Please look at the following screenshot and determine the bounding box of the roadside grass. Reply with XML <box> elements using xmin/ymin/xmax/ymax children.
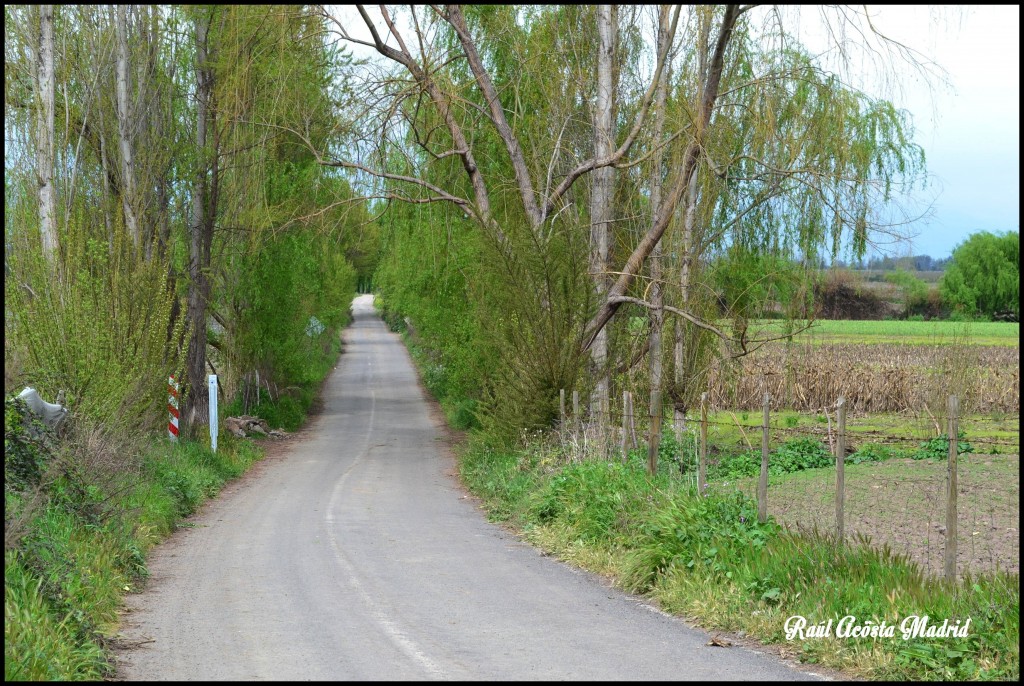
<box><xmin>5</xmin><ymin>398</ymin><xmax>263</xmax><ymax>680</ymax></box>
<box><xmin>458</xmin><ymin>436</ymin><xmax>1020</xmax><ymax>681</ymax></box>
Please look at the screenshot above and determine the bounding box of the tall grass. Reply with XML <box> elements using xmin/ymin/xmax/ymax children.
<box><xmin>4</xmin><ymin>395</ymin><xmax>263</xmax><ymax>680</ymax></box>
<box><xmin>459</xmin><ymin>435</ymin><xmax>1020</xmax><ymax>680</ymax></box>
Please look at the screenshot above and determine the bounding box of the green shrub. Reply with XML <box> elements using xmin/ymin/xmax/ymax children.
<box><xmin>709</xmin><ymin>437</ymin><xmax>833</xmax><ymax>480</ymax></box>
<box><xmin>622</xmin><ymin>489</ymin><xmax>777</xmax><ymax>593</ymax></box>
<box><xmin>913</xmin><ymin>431</ymin><xmax>973</xmax><ymax>460</ymax></box>
<box><xmin>940</xmin><ymin>231</ymin><xmax>1019</xmax><ymax>320</ymax></box>
<box><xmin>5</xmin><ymin>396</ymin><xmax>57</xmax><ymax>493</ymax></box>
<box><xmin>6</xmin><ymin>226</ymin><xmax>186</xmax><ymax>432</ymax></box>
<box><xmin>846</xmin><ymin>442</ymin><xmax>903</xmax><ymax>464</ymax></box>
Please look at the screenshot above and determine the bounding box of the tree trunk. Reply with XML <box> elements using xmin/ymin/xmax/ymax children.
<box><xmin>114</xmin><ymin>4</ymin><xmax>141</xmax><ymax>252</ymax></box>
<box><xmin>673</xmin><ymin>172</ymin><xmax>699</xmax><ymax>436</ymax></box>
<box><xmin>672</xmin><ymin>8</ymin><xmax>711</xmax><ymax>439</ymax></box>
<box><xmin>96</xmin><ymin>104</ymin><xmax>116</xmax><ymax>255</ymax></box>
<box><xmin>184</xmin><ymin>10</ymin><xmax>213</xmax><ymax>436</ymax></box>
<box><xmin>646</xmin><ymin>6</ymin><xmax>671</xmax><ymax>476</ymax></box>
<box><xmin>151</xmin><ymin>5</ymin><xmax>172</xmax><ymax>261</ymax></box>
<box><xmin>589</xmin><ymin>5</ymin><xmax>615</xmax><ymax>441</ymax></box>
<box><xmin>35</xmin><ymin>4</ymin><xmax>58</xmax><ymax>266</ymax></box>
<box><xmin>583</xmin><ymin>4</ymin><xmax>740</xmax><ymax>354</ymax></box>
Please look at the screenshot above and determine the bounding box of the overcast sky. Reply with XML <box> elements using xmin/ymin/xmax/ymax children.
<box><xmin>333</xmin><ymin>5</ymin><xmax>1019</xmax><ymax>260</ymax></box>
<box><xmin>837</xmin><ymin>5</ymin><xmax>1020</xmax><ymax>259</ymax></box>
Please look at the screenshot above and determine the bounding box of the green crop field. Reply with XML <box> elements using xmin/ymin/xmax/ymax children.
<box><xmin>747</xmin><ymin>319</ymin><xmax>1020</xmax><ymax>346</ymax></box>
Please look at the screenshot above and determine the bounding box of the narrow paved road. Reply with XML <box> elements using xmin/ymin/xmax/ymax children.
<box><xmin>115</xmin><ymin>295</ymin><xmax>819</xmax><ymax>681</ymax></box>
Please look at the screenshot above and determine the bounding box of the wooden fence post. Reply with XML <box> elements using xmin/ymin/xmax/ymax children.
<box><xmin>560</xmin><ymin>388</ymin><xmax>566</xmax><ymax>425</ymax></box>
<box><xmin>628</xmin><ymin>392</ymin><xmax>638</xmax><ymax>450</ymax></box>
<box><xmin>758</xmin><ymin>393</ymin><xmax>770</xmax><ymax>523</ymax></box>
<box><xmin>836</xmin><ymin>396</ymin><xmax>846</xmax><ymax>543</ymax></box>
<box><xmin>572</xmin><ymin>390</ymin><xmax>580</xmax><ymax>437</ymax></box>
<box><xmin>698</xmin><ymin>392</ymin><xmax>708</xmax><ymax>495</ymax></box>
<box><xmin>944</xmin><ymin>395</ymin><xmax>959</xmax><ymax>582</ymax></box>
<box><xmin>621</xmin><ymin>390</ymin><xmax>629</xmax><ymax>462</ymax></box>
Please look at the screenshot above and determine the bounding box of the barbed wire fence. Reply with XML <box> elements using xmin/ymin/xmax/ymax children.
<box><xmin>554</xmin><ymin>387</ymin><xmax>1020</xmax><ymax>581</ymax></box>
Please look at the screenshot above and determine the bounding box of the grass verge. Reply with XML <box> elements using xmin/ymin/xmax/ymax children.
<box><xmin>4</xmin><ymin>395</ymin><xmax>264</xmax><ymax>680</ymax></box>
<box><xmin>4</xmin><ymin>332</ymin><xmax>344</xmax><ymax>679</ymax></box>
<box><xmin>457</xmin><ymin>435</ymin><xmax>1019</xmax><ymax>681</ymax></box>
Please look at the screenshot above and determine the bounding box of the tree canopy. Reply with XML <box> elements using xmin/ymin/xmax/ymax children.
<box><xmin>940</xmin><ymin>231</ymin><xmax>1020</xmax><ymax>320</ymax></box>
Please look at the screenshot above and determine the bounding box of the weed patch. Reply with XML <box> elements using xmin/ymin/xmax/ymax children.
<box><xmin>3</xmin><ymin>395</ymin><xmax>264</xmax><ymax>680</ymax></box>
<box><xmin>456</xmin><ymin>434</ymin><xmax>1020</xmax><ymax>681</ymax></box>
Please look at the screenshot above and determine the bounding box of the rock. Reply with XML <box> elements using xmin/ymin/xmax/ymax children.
<box><xmin>224</xmin><ymin>417</ymin><xmax>248</xmax><ymax>436</ymax></box>
<box><xmin>225</xmin><ymin>415</ymin><xmax>273</xmax><ymax>437</ymax></box>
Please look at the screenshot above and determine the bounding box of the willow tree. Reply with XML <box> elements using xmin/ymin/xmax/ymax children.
<box><xmin>4</xmin><ymin>5</ymin><xmax>188</xmax><ymax>427</ymax></box>
<box><xmin>317</xmin><ymin>5</ymin><xmax>679</xmax><ymax>433</ymax></box>
<box><xmin>317</xmin><ymin>4</ymin><xmax>933</xmax><ymax>442</ymax></box>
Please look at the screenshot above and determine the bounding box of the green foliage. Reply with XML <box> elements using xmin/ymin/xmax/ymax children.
<box><xmin>711</xmin><ymin>246</ymin><xmax>813</xmax><ymax>323</ymax></box>
<box><xmin>913</xmin><ymin>431</ymin><xmax>973</xmax><ymax>461</ymax></box>
<box><xmin>6</xmin><ymin>224</ymin><xmax>187</xmax><ymax>432</ymax></box>
<box><xmin>5</xmin><ymin>397</ymin><xmax>57</xmax><ymax>493</ymax></box>
<box><xmin>846</xmin><ymin>442</ymin><xmax>904</xmax><ymax>464</ymax></box>
<box><xmin>230</xmin><ymin>230</ymin><xmax>354</xmax><ymax>394</ymax></box>
<box><xmin>709</xmin><ymin>437</ymin><xmax>834</xmax><ymax>480</ymax></box>
<box><xmin>940</xmin><ymin>231</ymin><xmax>1019</xmax><ymax>320</ymax></box>
<box><xmin>622</xmin><ymin>489</ymin><xmax>777</xmax><ymax>593</ymax></box>
<box><xmin>374</xmin><ymin>197</ymin><xmax>591</xmax><ymax>441</ymax></box>
<box><xmin>457</xmin><ymin>434</ymin><xmax>1019</xmax><ymax>680</ymax></box>
<box><xmin>528</xmin><ymin>460</ymin><xmax>660</xmax><ymax>543</ymax></box>
<box><xmin>5</xmin><ymin>551</ymin><xmax>107</xmax><ymax>681</ymax></box>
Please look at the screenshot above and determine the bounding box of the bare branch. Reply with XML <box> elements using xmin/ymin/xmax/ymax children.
<box><xmin>583</xmin><ymin>4</ymin><xmax>742</xmax><ymax>354</ymax></box>
<box><xmin>542</xmin><ymin>5</ymin><xmax>681</xmax><ymax>221</ymax></box>
<box><xmin>441</xmin><ymin>5</ymin><xmax>542</xmax><ymax>228</ymax></box>
<box><xmin>611</xmin><ymin>295</ymin><xmax>818</xmax><ymax>359</ymax></box>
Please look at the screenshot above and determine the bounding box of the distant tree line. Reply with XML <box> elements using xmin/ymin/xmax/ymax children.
<box><xmin>832</xmin><ymin>254</ymin><xmax>952</xmax><ymax>272</ymax></box>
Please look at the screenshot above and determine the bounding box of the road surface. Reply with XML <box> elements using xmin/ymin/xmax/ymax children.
<box><xmin>114</xmin><ymin>294</ymin><xmax>821</xmax><ymax>680</ymax></box>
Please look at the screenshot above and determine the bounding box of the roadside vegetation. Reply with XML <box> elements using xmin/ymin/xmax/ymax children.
<box><xmin>4</xmin><ymin>332</ymin><xmax>349</xmax><ymax>680</ymax></box>
<box><xmin>5</xmin><ymin>3</ymin><xmax>1019</xmax><ymax>682</ymax></box>
<box><xmin>455</xmin><ymin>433</ymin><xmax>1019</xmax><ymax>680</ymax></box>
<box><xmin>5</xmin><ymin>6</ymin><xmax>364</xmax><ymax>679</ymax></box>
<box><xmin>4</xmin><ymin>395</ymin><xmax>261</xmax><ymax>679</ymax></box>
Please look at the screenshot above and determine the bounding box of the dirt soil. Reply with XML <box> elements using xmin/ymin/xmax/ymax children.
<box><xmin>715</xmin><ymin>455</ymin><xmax>1020</xmax><ymax>579</ymax></box>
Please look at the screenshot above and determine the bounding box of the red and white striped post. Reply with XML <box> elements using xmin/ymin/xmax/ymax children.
<box><xmin>168</xmin><ymin>375</ymin><xmax>180</xmax><ymax>441</ymax></box>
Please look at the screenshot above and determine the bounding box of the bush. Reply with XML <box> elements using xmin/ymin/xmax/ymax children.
<box><xmin>6</xmin><ymin>228</ymin><xmax>186</xmax><ymax>432</ymax></box>
<box><xmin>940</xmin><ymin>231</ymin><xmax>1019</xmax><ymax>320</ymax></box>
<box><xmin>913</xmin><ymin>431</ymin><xmax>973</xmax><ymax>460</ymax></box>
<box><xmin>709</xmin><ymin>437</ymin><xmax>834</xmax><ymax>480</ymax></box>
<box><xmin>813</xmin><ymin>269</ymin><xmax>893</xmax><ymax>320</ymax></box>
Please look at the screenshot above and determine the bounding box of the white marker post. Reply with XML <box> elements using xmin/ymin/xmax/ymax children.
<box><xmin>208</xmin><ymin>374</ymin><xmax>219</xmax><ymax>453</ymax></box>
